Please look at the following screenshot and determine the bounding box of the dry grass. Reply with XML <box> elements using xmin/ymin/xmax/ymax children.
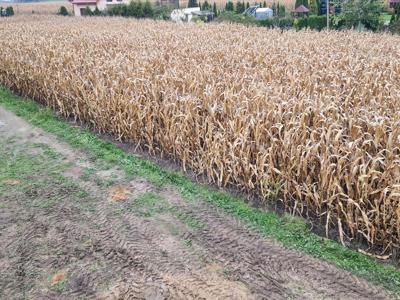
<box><xmin>0</xmin><ymin>16</ymin><xmax>399</xmax><ymax>254</ymax></box>
<box><xmin>8</xmin><ymin>1</ymin><xmax>72</xmax><ymax>15</ymax></box>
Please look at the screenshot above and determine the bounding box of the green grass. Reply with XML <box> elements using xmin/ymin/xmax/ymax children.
<box><xmin>129</xmin><ymin>192</ymin><xmax>205</xmax><ymax>229</ymax></box>
<box><xmin>0</xmin><ymin>135</ymin><xmax>93</xmax><ymax>212</ymax></box>
<box><xmin>1</xmin><ymin>87</ymin><xmax>399</xmax><ymax>295</ymax></box>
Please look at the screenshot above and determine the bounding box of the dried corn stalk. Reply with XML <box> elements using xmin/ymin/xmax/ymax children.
<box><xmin>0</xmin><ymin>16</ymin><xmax>399</xmax><ymax>253</ymax></box>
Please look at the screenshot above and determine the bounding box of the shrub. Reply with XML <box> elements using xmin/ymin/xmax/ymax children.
<box><xmin>84</xmin><ymin>6</ymin><xmax>93</xmax><ymax>16</ymax></box>
<box><xmin>277</xmin><ymin>17</ymin><xmax>294</xmax><ymax>28</ymax></box>
<box><xmin>258</xmin><ymin>16</ymin><xmax>294</xmax><ymax>28</ymax></box>
<box><xmin>1</xmin><ymin>6</ymin><xmax>15</xmax><ymax>17</ymax></box>
<box><xmin>216</xmin><ymin>11</ymin><xmax>257</xmax><ymax>24</ymax></box>
<box><xmin>201</xmin><ymin>0</ymin><xmax>211</xmax><ymax>10</ymax></box>
<box><xmin>6</xmin><ymin>6</ymin><xmax>14</xmax><ymax>16</ymax></box>
<box><xmin>107</xmin><ymin>0</ymin><xmax>156</xmax><ymax>18</ymax></box>
<box><xmin>143</xmin><ymin>0</ymin><xmax>153</xmax><ymax>17</ymax></box>
<box><xmin>213</xmin><ymin>2</ymin><xmax>218</xmax><ymax>16</ymax></box>
<box><xmin>153</xmin><ymin>5</ymin><xmax>173</xmax><ymax>20</ymax></box>
<box><xmin>225</xmin><ymin>1</ymin><xmax>234</xmax><ymax>11</ymax></box>
<box><xmin>277</xmin><ymin>3</ymin><xmax>285</xmax><ymax>17</ymax></box>
<box><xmin>336</xmin><ymin>0</ymin><xmax>383</xmax><ymax>32</ymax></box>
<box><xmin>57</xmin><ymin>6</ymin><xmax>69</xmax><ymax>16</ymax></box>
<box><xmin>294</xmin><ymin>15</ymin><xmax>327</xmax><ymax>31</ymax></box>
<box><xmin>306</xmin><ymin>15</ymin><xmax>326</xmax><ymax>30</ymax></box>
<box><xmin>93</xmin><ymin>7</ymin><xmax>102</xmax><ymax>16</ymax></box>
<box><xmin>235</xmin><ymin>1</ymin><xmax>245</xmax><ymax>13</ymax></box>
<box><xmin>187</xmin><ymin>0</ymin><xmax>198</xmax><ymax>8</ymax></box>
<box><xmin>389</xmin><ymin>19</ymin><xmax>400</xmax><ymax>34</ymax></box>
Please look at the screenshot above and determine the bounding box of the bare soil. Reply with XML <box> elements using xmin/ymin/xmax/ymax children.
<box><xmin>0</xmin><ymin>107</ymin><xmax>392</xmax><ymax>299</ymax></box>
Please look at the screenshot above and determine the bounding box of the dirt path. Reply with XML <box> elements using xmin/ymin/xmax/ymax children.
<box><xmin>0</xmin><ymin>106</ymin><xmax>392</xmax><ymax>300</ymax></box>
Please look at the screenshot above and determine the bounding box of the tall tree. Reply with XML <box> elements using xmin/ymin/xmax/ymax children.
<box><xmin>143</xmin><ymin>0</ymin><xmax>153</xmax><ymax>17</ymax></box>
<box><xmin>309</xmin><ymin>0</ymin><xmax>317</xmax><ymax>14</ymax></box>
<box><xmin>225</xmin><ymin>1</ymin><xmax>234</xmax><ymax>11</ymax></box>
<box><xmin>202</xmin><ymin>0</ymin><xmax>210</xmax><ymax>10</ymax></box>
<box><xmin>272</xmin><ymin>1</ymin><xmax>277</xmax><ymax>15</ymax></box>
<box><xmin>188</xmin><ymin>0</ymin><xmax>198</xmax><ymax>8</ymax></box>
<box><xmin>296</xmin><ymin>0</ymin><xmax>309</xmax><ymax>8</ymax></box>
<box><xmin>236</xmin><ymin>1</ymin><xmax>245</xmax><ymax>13</ymax></box>
<box><xmin>337</xmin><ymin>0</ymin><xmax>383</xmax><ymax>31</ymax></box>
<box><xmin>278</xmin><ymin>3</ymin><xmax>285</xmax><ymax>16</ymax></box>
<box><xmin>213</xmin><ymin>2</ymin><xmax>218</xmax><ymax>15</ymax></box>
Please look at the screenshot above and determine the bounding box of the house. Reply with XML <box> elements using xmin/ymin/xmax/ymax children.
<box><xmin>170</xmin><ymin>7</ymin><xmax>200</xmax><ymax>22</ymax></box>
<box><xmin>68</xmin><ymin>0</ymin><xmax>128</xmax><ymax>16</ymax></box>
<box><xmin>69</xmin><ymin>0</ymin><xmax>177</xmax><ymax>16</ymax></box>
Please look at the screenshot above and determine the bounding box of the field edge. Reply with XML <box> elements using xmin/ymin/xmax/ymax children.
<box><xmin>0</xmin><ymin>86</ymin><xmax>399</xmax><ymax>296</ymax></box>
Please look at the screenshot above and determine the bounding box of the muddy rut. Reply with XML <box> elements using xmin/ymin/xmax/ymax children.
<box><xmin>0</xmin><ymin>106</ymin><xmax>392</xmax><ymax>299</ymax></box>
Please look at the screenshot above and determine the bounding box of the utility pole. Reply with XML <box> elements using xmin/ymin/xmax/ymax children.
<box><xmin>326</xmin><ymin>0</ymin><xmax>329</xmax><ymax>30</ymax></box>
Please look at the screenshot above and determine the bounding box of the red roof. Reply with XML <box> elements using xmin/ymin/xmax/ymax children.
<box><xmin>294</xmin><ymin>5</ymin><xmax>310</xmax><ymax>13</ymax></box>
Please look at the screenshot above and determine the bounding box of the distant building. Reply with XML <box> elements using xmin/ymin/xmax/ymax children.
<box><xmin>170</xmin><ymin>7</ymin><xmax>200</xmax><ymax>22</ymax></box>
<box><xmin>68</xmin><ymin>0</ymin><xmax>127</xmax><ymax>16</ymax></box>
<box><xmin>69</xmin><ymin>0</ymin><xmax>178</xmax><ymax>17</ymax></box>
<box><xmin>244</xmin><ymin>5</ymin><xmax>273</xmax><ymax>20</ymax></box>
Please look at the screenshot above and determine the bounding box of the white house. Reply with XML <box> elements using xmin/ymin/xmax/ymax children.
<box><xmin>170</xmin><ymin>7</ymin><xmax>200</xmax><ymax>22</ymax></box>
<box><xmin>244</xmin><ymin>5</ymin><xmax>273</xmax><ymax>20</ymax></box>
<box><xmin>68</xmin><ymin>0</ymin><xmax>128</xmax><ymax>16</ymax></box>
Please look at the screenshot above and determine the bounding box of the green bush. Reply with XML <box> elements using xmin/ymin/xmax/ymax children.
<box><xmin>258</xmin><ymin>17</ymin><xmax>294</xmax><ymax>28</ymax></box>
<box><xmin>306</xmin><ymin>15</ymin><xmax>326</xmax><ymax>30</ymax></box>
<box><xmin>213</xmin><ymin>2</ymin><xmax>218</xmax><ymax>16</ymax></box>
<box><xmin>215</xmin><ymin>11</ymin><xmax>257</xmax><ymax>25</ymax></box>
<box><xmin>235</xmin><ymin>1</ymin><xmax>245</xmax><ymax>13</ymax></box>
<box><xmin>107</xmin><ymin>0</ymin><xmax>169</xmax><ymax>19</ymax></box>
<box><xmin>153</xmin><ymin>5</ymin><xmax>174</xmax><ymax>20</ymax></box>
<box><xmin>83</xmin><ymin>6</ymin><xmax>93</xmax><ymax>16</ymax></box>
<box><xmin>258</xmin><ymin>18</ymin><xmax>274</xmax><ymax>27</ymax></box>
<box><xmin>277</xmin><ymin>17</ymin><xmax>293</xmax><ymax>28</ymax></box>
<box><xmin>57</xmin><ymin>6</ymin><xmax>69</xmax><ymax>16</ymax></box>
<box><xmin>225</xmin><ymin>1</ymin><xmax>234</xmax><ymax>11</ymax></box>
<box><xmin>389</xmin><ymin>19</ymin><xmax>400</xmax><ymax>34</ymax></box>
<box><xmin>187</xmin><ymin>0</ymin><xmax>198</xmax><ymax>8</ymax></box>
<box><xmin>1</xmin><ymin>6</ymin><xmax>14</xmax><ymax>17</ymax></box>
<box><xmin>293</xmin><ymin>16</ymin><xmax>328</xmax><ymax>31</ymax></box>
<box><xmin>335</xmin><ymin>0</ymin><xmax>383</xmax><ymax>32</ymax></box>
<box><xmin>93</xmin><ymin>7</ymin><xmax>102</xmax><ymax>16</ymax></box>
<box><xmin>201</xmin><ymin>0</ymin><xmax>211</xmax><ymax>10</ymax></box>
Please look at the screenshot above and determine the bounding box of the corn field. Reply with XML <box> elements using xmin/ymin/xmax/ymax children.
<box><xmin>9</xmin><ymin>1</ymin><xmax>72</xmax><ymax>15</ymax></box>
<box><xmin>1</xmin><ymin>16</ymin><xmax>400</xmax><ymax>255</ymax></box>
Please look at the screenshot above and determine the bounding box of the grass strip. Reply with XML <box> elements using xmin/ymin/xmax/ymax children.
<box><xmin>1</xmin><ymin>87</ymin><xmax>399</xmax><ymax>295</ymax></box>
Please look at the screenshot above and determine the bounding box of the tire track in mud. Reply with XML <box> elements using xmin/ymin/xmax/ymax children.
<box><xmin>68</xmin><ymin>178</ymin><xmax>256</xmax><ymax>299</ymax></box>
<box><xmin>0</xmin><ymin>106</ymin><xmax>394</xmax><ymax>299</ymax></box>
<box><xmin>159</xmin><ymin>187</ymin><xmax>391</xmax><ymax>300</ymax></box>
